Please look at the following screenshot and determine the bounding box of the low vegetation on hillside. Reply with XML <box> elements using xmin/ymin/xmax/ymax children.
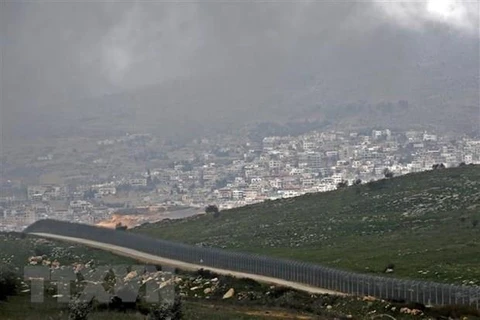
<box><xmin>135</xmin><ymin>165</ymin><xmax>480</xmax><ymax>285</ymax></box>
<box><xmin>4</xmin><ymin>233</ymin><xmax>479</xmax><ymax>319</ymax></box>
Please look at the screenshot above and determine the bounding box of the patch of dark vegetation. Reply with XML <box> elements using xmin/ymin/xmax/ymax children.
<box><xmin>0</xmin><ymin>264</ymin><xmax>19</xmax><ymax>301</ymax></box>
<box><xmin>427</xmin><ymin>304</ymin><xmax>480</xmax><ymax>318</ymax></box>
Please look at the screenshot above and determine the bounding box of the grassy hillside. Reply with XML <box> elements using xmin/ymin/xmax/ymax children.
<box><xmin>2</xmin><ymin>233</ymin><xmax>417</xmax><ymax>320</ymax></box>
<box><xmin>0</xmin><ymin>233</ymin><xmax>326</xmax><ymax>320</ymax></box>
<box><xmin>135</xmin><ymin>165</ymin><xmax>480</xmax><ymax>285</ymax></box>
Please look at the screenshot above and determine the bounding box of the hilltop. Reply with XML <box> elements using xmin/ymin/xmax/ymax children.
<box><xmin>135</xmin><ymin>165</ymin><xmax>480</xmax><ymax>284</ymax></box>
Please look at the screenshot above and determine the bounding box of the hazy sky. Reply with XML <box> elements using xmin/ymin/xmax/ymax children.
<box><xmin>1</xmin><ymin>0</ymin><xmax>479</xmax><ymax>142</ymax></box>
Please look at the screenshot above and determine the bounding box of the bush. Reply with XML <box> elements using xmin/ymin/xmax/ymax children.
<box><xmin>195</xmin><ymin>268</ymin><xmax>218</xmax><ymax>279</ymax></box>
<box><xmin>68</xmin><ymin>295</ymin><xmax>93</xmax><ymax>320</ymax></box>
<box><xmin>205</xmin><ymin>205</ymin><xmax>219</xmax><ymax>215</ymax></box>
<box><xmin>336</xmin><ymin>180</ymin><xmax>348</xmax><ymax>189</ymax></box>
<box><xmin>146</xmin><ymin>296</ymin><xmax>182</xmax><ymax>320</ymax></box>
<box><xmin>33</xmin><ymin>244</ymin><xmax>51</xmax><ymax>257</ymax></box>
<box><xmin>383</xmin><ymin>168</ymin><xmax>394</xmax><ymax>178</ymax></box>
<box><xmin>429</xmin><ymin>304</ymin><xmax>480</xmax><ymax>318</ymax></box>
<box><xmin>432</xmin><ymin>163</ymin><xmax>446</xmax><ymax>170</ymax></box>
<box><xmin>0</xmin><ymin>265</ymin><xmax>18</xmax><ymax>300</ymax></box>
<box><xmin>115</xmin><ymin>223</ymin><xmax>128</xmax><ymax>231</ymax></box>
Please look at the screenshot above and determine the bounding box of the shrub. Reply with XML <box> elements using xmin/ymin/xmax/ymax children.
<box><xmin>429</xmin><ymin>304</ymin><xmax>480</xmax><ymax>318</ymax></box>
<box><xmin>432</xmin><ymin>163</ymin><xmax>446</xmax><ymax>170</ymax></box>
<box><xmin>205</xmin><ymin>205</ymin><xmax>219</xmax><ymax>215</ymax></box>
<box><xmin>68</xmin><ymin>295</ymin><xmax>93</xmax><ymax>320</ymax></box>
<box><xmin>146</xmin><ymin>296</ymin><xmax>182</xmax><ymax>320</ymax></box>
<box><xmin>33</xmin><ymin>244</ymin><xmax>51</xmax><ymax>257</ymax></box>
<box><xmin>195</xmin><ymin>268</ymin><xmax>218</xmax><ymax>279</ymax></box>
<box><xmin>115</xmin><ymin>223</ymin><xmax>128</xmax><ymax>231</ymax></box>
<box><xmin>383</xmin><ymin>168</ymin><xmax>394</xmax><ymax>178</ymax></box>
<box><xmin>0</xmin><ymin>265</ymin><xmax>18</xmax><ymax>301</ymax></box>
<box><xmin>336</xmin><ymin>180</ymin><xmax>349</xmax><ymax>189</ymax></box>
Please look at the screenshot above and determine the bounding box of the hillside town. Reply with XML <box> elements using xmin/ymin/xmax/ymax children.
<box><xmin>1</xmin><ymin>128</ymin><xmax>480</xmax><ymax>232</ymax></box>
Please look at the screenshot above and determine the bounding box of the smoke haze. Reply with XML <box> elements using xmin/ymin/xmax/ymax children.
<box><xmin>1</xmin><ymin>1</ymin><xmax>479</xmax><ymax>144</ymax></box>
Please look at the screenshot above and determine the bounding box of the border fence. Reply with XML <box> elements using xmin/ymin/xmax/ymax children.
<box><xmin>24</xmin><ymin>219</ymin><xmax>480</xmax><ymax>308</ymax></box>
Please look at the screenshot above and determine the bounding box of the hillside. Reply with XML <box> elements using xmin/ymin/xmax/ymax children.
<box><xmin>0</xmin><ymin>233</ymin><xmax>322</xmax><ymax>319</ymax></box>
<box><xmin>3</xmin><ymin>232</ymin><xmax>435</xmax><ymax>320</ymax></box>
<box><xmin>135</xmin><ymin>165</ymin><xmax>480</xmax><ymax>285</ymax></box>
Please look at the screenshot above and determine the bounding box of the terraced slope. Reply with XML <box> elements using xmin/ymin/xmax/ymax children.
<box><xmin>135</xmin><ymin>165</ymin><xmax>480</xmax><ymax>285</ymax></box>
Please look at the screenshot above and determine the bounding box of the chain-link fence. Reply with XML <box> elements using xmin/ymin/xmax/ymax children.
<box><xmin>24</xmin><ymin>219</ymin><xmax>480</xmax><ymax>309</ymax></box>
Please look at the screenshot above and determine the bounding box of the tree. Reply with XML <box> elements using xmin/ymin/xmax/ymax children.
<box><xmin>336</xmin><ymin>180</ymin><xmax>348</xmax><ymax>189</ymax></box>
<box><xmin>384</xmin><ymin>263</ymin><xmax>395</xmax><ymax>273</ymax></box>
<box><xmin>472</xmin><ymin>219</ymin><xmax>479</xmax><ymax>228</ymax></box>
<box><xmin>205</xmin><ymin>205</ymin><xmax>220</xmax><ymax>218</ymax></box>
<box><xmin>353</xmin><ymin>178</ymin><xmax>362</xmax><ymax>186</ymax></box>
<box><xmin>383</xmin><ymin>168</ymin><xmax>394</xmax><ymax>178</ymax></box>
<box><xmin>146</xmin><ymin>296</ymin><xmax>183</xmax><ymax>320</ymax></box>
<box><xmin>432</xmin><ymin>163</ymin><xmax>446</xmax><ymax>170</ymax></box>
<box><xmin>115</xmin><ymin>223</ymin><xmax>128</xmax><ymax>231</ymax></box>
<box><xmin>205</xmin><ymin>205</ymin><xmax>218</xmax><ymax>214</ymax></box>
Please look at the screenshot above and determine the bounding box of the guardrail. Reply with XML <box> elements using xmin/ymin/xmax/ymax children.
<box><xmin>24</xmin><ymin>219</ymin><xmax>480</xmax><ymax>308</ymax></box>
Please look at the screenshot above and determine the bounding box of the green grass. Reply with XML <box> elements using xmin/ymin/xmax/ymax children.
<box><xmin>134</xmin><ymin>165</ymin><xmax>480</xmax><ymax>285</ymax></box>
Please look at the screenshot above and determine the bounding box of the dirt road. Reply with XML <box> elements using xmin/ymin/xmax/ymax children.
<box><xmin>31</xmin><ymin>232</ymin><xmax>343</xmax><ymax>296</ymax></box>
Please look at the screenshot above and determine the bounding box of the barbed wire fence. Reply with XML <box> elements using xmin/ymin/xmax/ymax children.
<box><xmin>24</xmin><ymin>220</ymin><xmax>480</xmax><ymax>309</ymax></box>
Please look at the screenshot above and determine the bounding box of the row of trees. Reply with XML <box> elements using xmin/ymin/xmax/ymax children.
<box><xmin>338</xmin><ymin>168</ymin><xmax>396</xmax><ymax>189</ymax></box>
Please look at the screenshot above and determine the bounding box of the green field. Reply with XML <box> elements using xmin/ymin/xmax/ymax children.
<box><xmin>135</xmin><ymin>165</ymin><xmax>480</xmax><ymax>285</ymax></box>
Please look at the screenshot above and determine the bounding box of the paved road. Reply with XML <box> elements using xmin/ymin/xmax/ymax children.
<box><xmin>30</xmin><ymin>232</ymin><xmax>343</xmax><ymax>296</ymax></box>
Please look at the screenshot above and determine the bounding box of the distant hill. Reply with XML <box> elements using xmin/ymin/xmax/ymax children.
<box><xmin>135</xmin><ymin>165</ymin><xmax>480</xmax><ymax>284</ymax></box>
<box><xmin>4</xmin><ymin>26</ymin><xmax>479</xmax><ymax>144</ymax></box>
